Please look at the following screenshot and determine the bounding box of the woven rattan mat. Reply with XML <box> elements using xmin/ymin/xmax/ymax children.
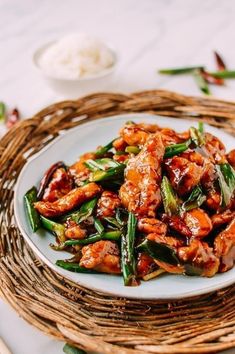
<box><xmin>1</xmin><ymin>90</ymin><xmax>235</xmax><ymax>354</ymax></box>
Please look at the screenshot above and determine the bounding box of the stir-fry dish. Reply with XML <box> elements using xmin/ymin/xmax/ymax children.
<box><xmin>24</xmin><ymin>121</ymin><xmax>235</xmax><ymax>286</ymax></box>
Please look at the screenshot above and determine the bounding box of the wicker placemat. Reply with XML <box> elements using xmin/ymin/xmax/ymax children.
<box><xmin>1</xmin><ymin>90</ymin><xmax>235</xmax><ymax>354</ymax></box>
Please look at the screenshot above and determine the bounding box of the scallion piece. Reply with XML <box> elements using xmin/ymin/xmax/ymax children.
<box><xmin>56</xmin><ymin>260</ymin><xmax>98</xmax><ymax>274</ymax></box>
<box><xmin>158</xmin><ymin>66</ymin><xmax>204</xmax><ymax>75</ymax></box>
<box><xmin>161</xmin><ymin>176</ymin><xmax>179</xmax><ymax>216</ymax></box>
<box><xmin>121</xmin><ymin>212</ymin><xmax>138</xmax><ymax>286</ymax></box>
<box><xmin>64</xmin><ymin>230</ymin><xmax>122</xmax><ymax>246</ymax></box>
<box><xmin>181</xmin><ymin>186</ymin><xmax>206</xmax><ymax>212</ymax></box>
<box><xmin>207</xmin><ymin>70</ymin><xmax>235</xmax><ymax>79</ymax></box>
<box><xmin>190</xmin><ymin>126</ymin><xmax>205</xmax><ymax>147</ymax></box>
<box><xmin>63</xmin><ymin>343</ymin><xmax>87</xmax><ymax>354</ymax></box>
<box><xmin>62</xmin><ymin>197</ymin><xmax>98</xmax><ymax>224</ymax></box>
<box><xmin>89</xmin><ymin>164</ymin><xmax>125</xmax><ymax>182</ymax></box>
<box><xmin>94</xmin><ymin>218</ymin><xmax>104</xmax><ymax>234</ymax></box>
<box><xmin>95</xmin><ymin>140</ymin><xmax>115</xmax><ymax>157</ymax></box>
<box><xmin>24</xmin><ymin>187</ymin><xmax>41</xmax><ymax>232</ymax></box>
<box><xmin>84</xmin><ymin>158</ymin><xmax>121</xmax><ymax>171</ymax></box>
<box><xmin>164</xmin><ymin>140</ymin><xmax>191</xmax><ymax>158</ymax></box>
<box><xmin>216</xmin><ymin>163</ymin><xmax>235</xmax><ymax>207</ymax></box>
<box><xmin>193</xmin><ymin>69</ymin><xmax>210</xmax><ymax>95</ymax></box>
<box><xmin>0</xmin><ymin>102</ymin><xmax>6</xmax><ymax>122</ymax></box>
<box><xmin>41</xmin><ymin>215</ymin><xmax>66</xmax><ymax>243</ymax></box>
<box><xmin>137</xmin><ymin>239</ymin><xmax>180</xmax><ymax>266</ymax></box>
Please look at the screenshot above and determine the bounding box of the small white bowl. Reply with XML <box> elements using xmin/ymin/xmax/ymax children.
<box><xmin>33</xmin><ymin>41</ymin><xmax>118</xmax><ymax>96</ymax></box>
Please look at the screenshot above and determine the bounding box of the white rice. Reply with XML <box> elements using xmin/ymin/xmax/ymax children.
<box><xmin>38</xmin><ymin>33</ymin><xmax>114</xmax><ymax>79</ymax></box>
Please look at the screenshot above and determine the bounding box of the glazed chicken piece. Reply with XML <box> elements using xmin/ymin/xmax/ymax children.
<box><xmin>212</xmin><ymin>210</ymin><xmax>235</xmax><ymax>228</ymax></box>
<box><xmin>137</xmin><ymin>253</ymin><xmax>156</xmax><ymax>278</ymax></box>
<box><xmin>120</xmin><ymin>122</ymin><xmax>159</xmax><ymax>146</ymax></box>
<box><xmin>34</xmin><ymin>182</ymin><xmax>101</xmax><ymax>217</ymax></box>
<box><xmin>214</xmin><ymin>219</ymin><xmax>235</xmax><ymax>272</ymax></box>
<box><xmin>138</xmin><ymin>218</ymin><xmax>167</xmax><ymax>236</ymax></box>
<box><xmin>205</xmin><ymin>189</ymin><xmax>221</xmax><ymax>211</ymax></box>
<box><xmin>226</xmin><ymin>149</ymin><xmax>235</xmax><ymax>169</ymax></box>
<box><xmin>119</xmin><ymin>133</ymin><xmax>165</xmax><ymax>217</ymax></box>
<box><xmin>79</xmin><ymin>240</ymin><xmax>121</xmax><ymax>274</ymax></box>
<box><xmin>113</xmin><ymin>137</ymin><xmax>127</xmax><ymax>151</ymax></box>
<box><xmin>42</xmin><ymin>167</ymin><xmax>73</xmax><ymax>202</ymax></box>
<box><xmin>113</xmin><ymin>153</ymin><xmax>129</xmax><ymax>164</ymax></box>
<box><xmin>147</xmin><ymin>233</ymin><xmax>183</xmax><ymax>247</ymax></box>
<box><xmin>204</xmin><ymin>132</ymin><xmax>226</xmax><ymax>164</ymax></box>
<box><xmin>178</xmin><ymin>239</ymin><xmax>219</xmax><ymax>277</ymax></box>
<box><xmin>69</xmin><ymin>152</ymin><xmax>96</xmax><ymax>186</ymax></box>
<box><xmin>183</xmin><ymin>208</ymin><xmax>212</xmax><ymax>238</ymax></box>
<box><xmin>162</xmin><ymin>208</ymin><xmax>212</xmax><ymax>239</ymax></box>
<box><xmin>96</xmin><ymin>191</ymin><xmax>121</xmax><ymax>218</ymax></box>
<box><xmin>164</xmin><ymin>155</ymin><xmax>203</xmax><ymax>196</ymax></box>
<box><xmin>162</xmin><ymin>214</ymin><xmax>192</xmax><ymax>238</ymax></box>
<box><xmin>64</xmin><ymin>219</ymin><xmax>87</xmax><ymax>239</ymax></box>
<box><xmin>160</xmin><ymin>128</ymin><xmax>189</xmax><ymax>146</ymax></box>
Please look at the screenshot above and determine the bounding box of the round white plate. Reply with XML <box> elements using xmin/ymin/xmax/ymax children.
<box><xmin>14</xmin><ymin>113</ymin><xmax>235</xmax><ymax>299</ymax></box>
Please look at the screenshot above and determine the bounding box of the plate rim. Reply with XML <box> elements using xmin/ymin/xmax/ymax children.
<box><xmin>14</xmin><ymin>113</ymin><xmax>235</xmax><ymax>299</ymax></box>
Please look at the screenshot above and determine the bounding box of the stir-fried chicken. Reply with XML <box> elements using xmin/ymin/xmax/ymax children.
<box><xmin>79</xmin><ymin>240</ymin><xmax>121</xmax><ymax>274</ymax></box>
<box><xmin>137</xmin><ymin>253</ymin><xmax>156</xmax><ymax>278</ymax></box>
<box><xmin>28</xmin><ymin>120</ymin><xmax>235</xmax><ymax>286</ymax></box>
<box><xmin>212</xmin><ymin>210</ymin><xmax>235</xmax><ymax>228</ymax></box>
<box><xmin>42</xmin><ymin>167</ymin><xmax>73</xmax><ymax>202</ymax></box>
<box><xmin>214</xmin><ymin>219</ymin><xmax>235</xmax><ymax>272</ymax></box>
<box><xmin>226</xmin><ymin>149</ymin><xmax>235</xmax><ymax>169</ymax></box>
<box><xmin>164</xmin><ymin>156</ymin><xmax>203</xmax><ymax>196</ymax></box>
<box><xmin>183</xmin><ymin>208</ymin><xmax>212</xmax><ymax>238</ymax></box>
<box><xmin>138</xmin><ymin>218</ymin><xmax>167</xmax><ymax>235</ymax></box>
<box><xmin>178</xmin><ymin>239</ymin><xmax>219</xmax><ymax>277</ymax></box>
<box><xmin>34</xmin><ymin>182</ymin><xmax>101</xmax><ymax>217</ymax></box>
<box><xmin>204</xmin><ymin>132</ymin><xmax>226</xmax><ymax>163</ymax></box>
<box><xmin>64</xmin><ymin>219</ymin><xmax>87</xmax><ymax>239</ymax></box>
<box><xmin>120</xmin><ymin>133</ymin><xmax>164</xmax><ymax>217</ymax></box>
<box><xmin>69</xmin><ymin>152</ymin><xmax>96</xmax><ymax>186</ymax></box>
<box><xmin>96</xmin><ymin>191</ymin><xmax>121</xmax><ymax>218</ymax></box>
<box><xmin>162</xmin><ymin>208</ymin><xmax>212</xmax><ymax>239</ymax></box>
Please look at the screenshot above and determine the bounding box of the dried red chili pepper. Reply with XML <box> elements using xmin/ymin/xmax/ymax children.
<box><xmin>6</xmin><ymin>108</ymin><xmax>20</xmax><ymax>128</ymax></box>
<box><xmin>214</xmin><ymin>51</ymin><xmax>227</xmax><ymax>71</ymax></box>
<box><xmin>201</xmin><ymin>69</ymin><xmax>224</xmax><ymax>86</ymax></box>
<box><xmin>37</xmin><ymin>161</ymin><xmax>67</xmax><ymax>200</ymax></box>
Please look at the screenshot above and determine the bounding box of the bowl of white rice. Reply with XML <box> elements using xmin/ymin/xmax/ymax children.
<box><xmin>33</xmin><ymin>33</ymin><xmax>117</xmax><ymax>95</ymax></box>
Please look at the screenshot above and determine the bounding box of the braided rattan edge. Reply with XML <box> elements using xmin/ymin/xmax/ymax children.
<box><xmin>1</xmin><ymin>90</ymin><xmax>235</xmax><ymax>354</ymax></box>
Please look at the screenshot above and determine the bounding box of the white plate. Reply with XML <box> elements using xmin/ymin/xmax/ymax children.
<box><xmin>14</xmin><ymin>113</ymin><xmax>235</xmax><ymax>299</ymax></box>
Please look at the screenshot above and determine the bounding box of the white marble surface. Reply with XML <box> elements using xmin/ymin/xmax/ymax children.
<box><xmin>1</xmin><ymin>0</ymin><xmax>235</xmax><ymax>353</ymax></box>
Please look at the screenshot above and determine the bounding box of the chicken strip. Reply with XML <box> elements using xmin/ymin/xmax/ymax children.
<box><xmin>214</xmin><ymin>219</ymin><xmax>235</xmax><ymax>272</ymax></box>
<box><xmin>119</xmin><ymin>133</ymin><xmax>164</xmax><ymax>217</ymax></box>
<box><xmin>79</xmin><ymin>240</ymin><xmax>121</xmax><ymax>274</ymax></box>
<box><xmin>34</xmin><ymin>182</ymin><xmax>101</xmax><ymax>217</ymax></box>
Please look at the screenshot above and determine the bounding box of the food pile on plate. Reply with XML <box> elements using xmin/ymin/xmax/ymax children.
<box><xmin>24</xmin><ymin>121</ymin><xmax>235</xmax><ymax>286</ymax></box>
